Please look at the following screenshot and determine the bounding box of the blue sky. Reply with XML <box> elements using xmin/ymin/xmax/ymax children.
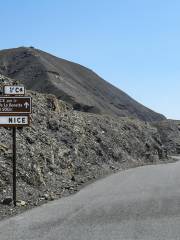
<box><xmin>0</xmin><ymin>0</ymin><xmax>180</xmax><ymax>119</ymax></box>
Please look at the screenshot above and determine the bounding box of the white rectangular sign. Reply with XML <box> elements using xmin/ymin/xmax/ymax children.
<box><xmin>0</xmin><ymin>116</ymin><xmax>29</xmax><ymax>126</ymax></box>
<box><xmin>3</xmin><ymin>86</ymin><xmax>25</xmax><ymax>95</ymax></box>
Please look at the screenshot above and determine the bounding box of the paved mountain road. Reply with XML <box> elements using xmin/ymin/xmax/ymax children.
<box><xmin>1</xmin><ymin>157</ymin><xmax>180</xmax><ymax>240</ymax></box>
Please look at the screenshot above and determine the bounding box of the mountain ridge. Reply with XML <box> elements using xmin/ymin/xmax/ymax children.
<box><xmin>0</xmin><ymin>47</ymin><xmax>165</xmax><ymax>121</ymax></box>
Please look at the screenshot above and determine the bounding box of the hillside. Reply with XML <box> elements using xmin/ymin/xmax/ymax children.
<box><xmin>0</xmin><ymin>94</ymin><xmax>168</xmax><ymax>219</ymax></box>
<box><xmin>153</xmin><ymin>120</ymin><xmax>180</xmax><ymax>154</ymax></box>
<box><xmin>0</xmin><ymin>74</ymin><xmax>171</xmax><ymax>219</ymax></box>
<box><xmin>0</xmin><ymin>47</ymin><xmax>165</xmax><ymax>122</ymax></box>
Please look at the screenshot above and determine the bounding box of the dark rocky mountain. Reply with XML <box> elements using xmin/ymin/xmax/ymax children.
<box><xmin>0</xmin><ymin>47</ymin><xmax>165</xmax><ymax>122</ymax></box>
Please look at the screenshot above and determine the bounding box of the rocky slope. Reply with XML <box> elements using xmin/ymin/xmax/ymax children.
<box><xmin>0</xmin><ymin>47</ymin><xmax>165</xmax><ymax>121</ymax></box>
<box><xmin>0</xmin><ymin>74</ymin><xmax>171</xmax><ymax>219</ymax></box>
<box><xmin>153</xmin><ymin>120</ymin><xmax>180</xmax><ymax>154</ymax></box>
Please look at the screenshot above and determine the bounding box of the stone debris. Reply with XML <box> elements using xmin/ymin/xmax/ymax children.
<box><xmin>0</xmin><ymin>74</ymin><xmax>179</xmax><ymax>220</ymax></box>
<box><xmin>2</xmin><ymin>197</ymin><xmax>13</xmax><ymax>205</ymax></box>
<box><xmin>16</xmin><ymin>200</ymin><xmax>26</xmax><ymax>207</ymax></box>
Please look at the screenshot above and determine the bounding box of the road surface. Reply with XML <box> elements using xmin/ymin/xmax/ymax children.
<box><xmin>1</xmin><ymin>157</ymin><xmax>180</xmax><ymax>240</ymax></box>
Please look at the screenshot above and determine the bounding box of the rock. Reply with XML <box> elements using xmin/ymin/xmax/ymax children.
<box><xmin>16</xmin><ymin>200</ymin><xmax>26</xmax><ymax>207</ymax></box>
<box><xmin>43</xmin><ymin>194</ymin><xmax>49</xmax><ymax>200</ymax></box>
<box><xmin>42</xmin><ymin>193</ymin><xmax>55</xmax><ymax>201</ymax></box>
<box><xmin>2</xmin><ymin>197</ymin><xmax>13</xmax><ymax>205</ymax></box>
<box><xmin>39</xmin><ymin>197</ymin><xmax>45</xmax><ymax>201</ymax></box>
<box><xmin>110</xmin><ymin>165</ymin><xmax>116</xmax><ymax>170</ymax></box>
<box><xmin>27</xmin><ymin>191</ymin><xmax>33</xmax><ymax>196</ymax></box>
<box><xmin>0</xmin><ymin>144</ymin><xmax>8</xmax><ymax>152</ymax></box>
<box><xmin>71</xmin><ymin>176</ymin><xmax>76</xmax><ymax>181</ymax></box>
<box><xmin>49</xmin><ymin>194</ymin><xmax>55</xmax><ymax>201</ymax></box>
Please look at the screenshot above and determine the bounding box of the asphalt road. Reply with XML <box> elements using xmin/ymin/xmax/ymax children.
<box><xmin>1</xmin><ymin>158</ymin><xmax>180</xmax><ymax>240</ymax></box>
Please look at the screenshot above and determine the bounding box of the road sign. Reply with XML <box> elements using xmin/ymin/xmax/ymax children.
<box><xmin>0</xmin><ymin>97</ymin><xmax>32</xmax><ymax>114</ymax></box>
<box><xmin>3</xmin><ymin>85</ymin><xmax>25</xmax><ymax>95</ymax></box>
<box><xmin>0</xmin><ymin>115</ymin><xmax>29</xmax><ymax>127</ymax></box>
<box><xmin>0</xmin><ymin>85</ymin><xmax>31</xmax><ymax>206</ymax></box>
<box><xmin>0</xmin><ymin>84</ymin><xmax>32</xmax><ymax>207</ymax></box>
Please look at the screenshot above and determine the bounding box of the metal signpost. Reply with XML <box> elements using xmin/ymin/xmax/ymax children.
<box><xmin>0</xmin><ymin>85</ymin><xmax>31</xmax><ymax>206</ymax></box>
<box><xmin>0</xmin><ymin>97</ymin><xmax>32</xmax><ymax>114</ymax></box>
<box><xmin>13</xmin><ymin>127</ymin><xmax>16</xmax><ymax>207</ymax></box>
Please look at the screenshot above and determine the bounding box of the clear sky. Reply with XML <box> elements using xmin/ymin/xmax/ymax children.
<box><xmin>0</xmin><ymin>0</ymin><xmax>180</xmax><ymax>119</ymax></box>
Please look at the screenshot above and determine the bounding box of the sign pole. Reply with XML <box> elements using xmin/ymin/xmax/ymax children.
<box><xmin>0</xmin><ymin>84</ymin><xmax>31</xmax><ymax>207</ymax></box>
<box><xmin>12</xmin><ymin>127</ymin><xmax>17</xmax><ymax>207</ymax></box>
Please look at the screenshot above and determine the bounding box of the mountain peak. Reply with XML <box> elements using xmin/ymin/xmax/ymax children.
<box><xmin>0</xmin><ymin>47</ymin><xmax>165</xmax><ymax>121</ymax></box>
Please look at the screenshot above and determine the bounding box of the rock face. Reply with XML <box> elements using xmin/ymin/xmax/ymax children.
<box><xmin>0</xmin><ymin>89</ymin><xmax>166</xmax><ymax>192</ymax></box>
<box><xmin>0</xmin><ymin>47</ymin><xmax>165</xmax><ymax>122</ymax></box>
<box><xmin>153</xmin><ymin>120</ymin><xmax>180</xmax><ymax>154</ymax></box>
<box><xmin>0</xmin><ymin>75</ymin><xmax>169</xmax><ymax>218</ymax></box>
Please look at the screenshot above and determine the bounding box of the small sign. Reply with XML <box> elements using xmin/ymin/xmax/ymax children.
<box><xmin>0</xmin><ymin>97</ymin><xmax>32</xmax><ymax>114</ymax></box>
<box><xmin>0</xmin><ymin>84</ymin><xmax>31</xmax><ymax>206</ymax></box>
<box><xmin>3</xmin><ymin>86</ymin><xmax>25</xmax><ymax>95</ymax></box>
<box><xmin>0</xmin><ymin>115</ymin><xmax>29</xmax><ymax>126</ymax></box>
